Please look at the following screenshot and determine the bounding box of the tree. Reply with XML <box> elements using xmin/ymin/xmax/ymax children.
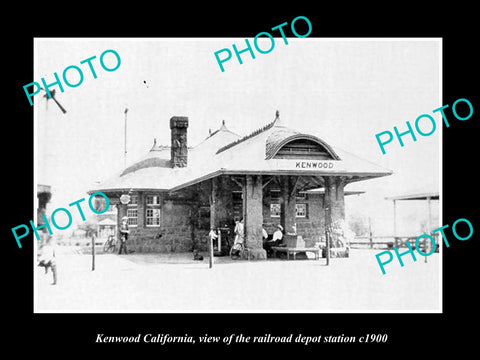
<box><xmin>77</xmin><ymin>217</ymin><xmax>98</xmax><ymax>238</ymax></box>
<box><xmin>347</xmin><ymin>213</ymin><xmax>369</xmax><ymax>236</ymax></box>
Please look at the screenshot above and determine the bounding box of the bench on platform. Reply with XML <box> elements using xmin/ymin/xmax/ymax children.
<box><xmin>271</xmin><ymin>246</ymin><xmax>320</xmax><ymax>260</ymax></box>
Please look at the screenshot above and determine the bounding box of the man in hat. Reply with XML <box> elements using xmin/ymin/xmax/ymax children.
<box><xmin>118</xmin><ymin>216</ymin><xmax>130</xmax><ymax>254</ymax></box>
<box><xmin>264</xmin><ymin>224</ymin><xmax>284</xmax><ymax>257</ymax></box>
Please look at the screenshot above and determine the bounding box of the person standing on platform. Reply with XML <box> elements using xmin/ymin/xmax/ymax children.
<box><xmin>209</xmin><ymin>227</ymin><xmax>219</xmax><ymax>243</ymax></box>
<box><xmin>38</xmin><ymin>232</ymin><xmax>57</xmax><ymax>285</ymax></box>
<box><xmin>231</xmin><ymin>218</ymin><xmax>244</xmax><ymax>259</ymax></box>
<box><xmin>208</xmin><ymin>226</ymin><xmax>219</xmax><ymax>255</ymax></box>
<box><xmin>118</xmin><ymin>216</ymin><xmax>130</xmax><ymax>254</ymax></box>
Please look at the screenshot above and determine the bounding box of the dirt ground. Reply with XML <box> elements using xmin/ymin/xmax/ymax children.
<box><xmin>35</xmin><ymin>248</ymin><xmax>441</xmax><ymax>313</ymax></box>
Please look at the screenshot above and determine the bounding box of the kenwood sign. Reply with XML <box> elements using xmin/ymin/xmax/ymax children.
<box><xmin>294</xmin><ymin>161</ymin><xmax>334</xmax><ymax>169</ymax></box>
<box><xmin>269</xmin><ymin>159</ymin><xmax>340</xmax><ymax>171</ymax></box>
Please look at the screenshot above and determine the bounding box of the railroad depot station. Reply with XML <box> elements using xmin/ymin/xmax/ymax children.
<box><xmin>88</xmin><ymin>112</ymin><xmax>392</xmax><ymax>260</ymax></box>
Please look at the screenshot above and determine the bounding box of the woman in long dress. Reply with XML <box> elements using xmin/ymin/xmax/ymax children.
<box><xmin>231</xmin><ymin>218</ymin><xmax>244</xmax><ymax>259</ymax></box>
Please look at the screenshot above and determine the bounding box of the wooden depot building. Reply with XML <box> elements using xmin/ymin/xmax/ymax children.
<box><xmin>88</xmin><ymin>111</ymin><xmax>392</xmax><ymax>260</ymax></box>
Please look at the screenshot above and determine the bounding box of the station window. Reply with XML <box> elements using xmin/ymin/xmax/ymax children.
<box><xmin>296</xmin><ymin>203</ymin><xmax>307</xmax><ymax>218</ymax></box>
<box><xmin>126</xmin><ymin>208</ymin><xmax>138</xmax><ymax>226</ymax></box>
<box><xmin>146</xmin><ymin>195</ymin><xmax>161</xmax><ymax>226</ymax></box>
<box><xmin>128</xmin><ymin>195</ymin><xmax>138</xmax><ymax>206</ymax></box>
<box><xmin>275</xmin><ymin>139</ymin><xmax>332</xmax><ymax>160</ymax></box>
<box><xmin>270</xmin><ymin>190</ymin><xmax>281</xmax><ymax>201</ymax></box>
<box><xmin>126</xmin><ymin>195</ymin><xmax>138</xmax><ymax>226</ymax></box>
<box><xmin>269</xmin><ymin>189</ymin><xmax>281</xmax><ymax>218</ymax></box>
<box><xmin>146</xmin><ymin>208</ymin><xmax>161</xmax><ymax>226</ymax></box>
<box><xmin>270</xmin><ymin>203</ymin><xmax>281</xmax><ymax>218</ymax></box>
<box><xmin>146</xmin><ymin>195</ymin><xmax>160</xmax><ymax>205</ymax></box>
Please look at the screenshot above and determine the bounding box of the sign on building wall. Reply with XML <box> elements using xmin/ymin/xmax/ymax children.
<box><xmin>271</xmin><ymin>159</ymin><xmax>339</xmax><ymax>171</ymax></box>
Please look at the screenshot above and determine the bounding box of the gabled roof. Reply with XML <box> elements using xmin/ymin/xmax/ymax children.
<box><xmin>190</xmin><ymin>120</ymin><xmax>241</xmax><ymax>161</ymax></box>
<box><xmin>204</xmin><ymin>120</ymin><xmax>240</xmax><ymax>140</ymax></box>
<box><xmin>90</xmin><ymin>120</ymin><xmax>240</xmax><ymax>193</ymax></box>
<box><xmin>217</xmin><ymin>112</ymin><xmax>340</xmax><ymax>160</ymax></box>
<box><xmin>217</xmin><ymin>118</ymin><xmax>276</xmax><ymax>154</ymax></box>
<box><xmin>98</xmin><ymin>218</ymin><xmax>117</xmax><ymax>226</ymax></box>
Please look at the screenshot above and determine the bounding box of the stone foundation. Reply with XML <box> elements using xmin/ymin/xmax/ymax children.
<box><xmin>109</xmin><ymin>174</ymin><xmax>348</xmax><ymax>255</ymax></box>
<box><xmin>322</xmin><ymin>246</ymin><xmax>350</xmax><ymax>258</ymax></box>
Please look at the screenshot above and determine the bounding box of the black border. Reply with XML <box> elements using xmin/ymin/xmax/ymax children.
<box><xmin>4</xmin><ymin>5</ymin><xmax>479</xmax><ymax>355</ymax></box>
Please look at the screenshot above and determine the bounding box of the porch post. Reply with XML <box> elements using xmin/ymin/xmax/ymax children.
<box><xmin>244</xmin><ymin>175</ymin><xmax>267</xmax><ymax>260</ymax></box>
<box><xmin>425</xmin><ymin>196</ymin><xmax>432</xmax><ymax>263</ymax></box>
<box><xmin>393</xmin><ymin>199</ymin><xmax>398</xmax><ymax>247</ymax></box>
<box><xmin>280</xmin><ymin>176</ymin><xmax>296</xmax><ymax>235</ymax></box>
<box><xmin>210</xmin><ymin>176</ymin><xmax>234</xmax><ymax>229</ymax></box>
<box><xmin>324</xmin><ymin>177</ymin><xmax>332</xmax><ymax>265</ymax></box>
<box><xmin>324</xmin><ymin>176</ymin><xmax>347</xmax><ymax>261</ymax></box>
<box><xmin>210</xmin><ymin>177</ymin><xmax>218</xmax><ymax>229</ymax></box>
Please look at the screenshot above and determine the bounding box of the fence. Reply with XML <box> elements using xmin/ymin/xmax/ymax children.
<box><xmin>350</xmin><ymin>234</ymin><xmax>440</xmax><ymax>252</ymax></box>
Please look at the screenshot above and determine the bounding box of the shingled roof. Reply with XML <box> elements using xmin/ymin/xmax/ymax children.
<box><xmin>265</xmin><ymin>126</ymin><xmax>340</xmax><ymax>160</ymax></box>
<box><xmin>216</xmin><ymin>118</ymin><xmax>277</xmax><ymax>155</ymax></box>
<box><xmin>216</xmin><ymin>111</ymin><xmax>340</xmax><ymax>161</ymax></box>
<box><xmin>89</xmin><ymin>112</ymin><xmax>392</xmax><ymax>195</ymax></box>
<box><xmin>121</xmin><ymin>140</ymin><xmax>172</xmax><ymax>176</ymax></box>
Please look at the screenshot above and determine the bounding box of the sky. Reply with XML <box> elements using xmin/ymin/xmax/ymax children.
<box><xmin>34</xmin><ymin>38</ymin><xmax>441</xmax><ymax>235</ymax></box>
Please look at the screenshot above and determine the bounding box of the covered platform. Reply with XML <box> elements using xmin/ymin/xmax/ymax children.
<box><xmin>89</xmin><ymin>111</ymin><xmax>392</xmax><ymax>264</ymax></box>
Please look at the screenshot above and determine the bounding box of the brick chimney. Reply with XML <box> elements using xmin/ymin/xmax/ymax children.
<box><xmin>170</xmin><ymin>116</ymin><xmax>189</xmax><ymax>168</ymax></box>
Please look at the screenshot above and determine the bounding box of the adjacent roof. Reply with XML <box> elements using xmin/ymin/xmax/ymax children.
<box><xmin>384</xmin><ymin>182</ymin><xmax>440</xmax><ymax>201</ymax></box>
<box><xmin>385</xmin><ymin>191</ymin><xmax>439</xmax><ymax>201</ymax></box>
<box><xmin>121</xmin><ymin>140</ymin><xmax>171</xmax><ymax>176</ymax></box>
<box><xmin>308</xmin><ymin>188</ymin><xmax>365</xmax><ymax>196</ymax></box>
<box><xmin>38</xmin><ymin>184</ymin><xmax>52</xmax><ymax>193</ymax></box>
<box><xmin>89</xmin><ymin>113</ymin><xmax>392</xmax><ymax>194</ymax></box>
<box><xmin>98</xmin><ymin>218</ymin><xmax>117</xmax><ymax>226</ymax></box>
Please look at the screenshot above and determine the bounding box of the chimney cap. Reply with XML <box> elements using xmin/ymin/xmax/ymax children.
<box><xmin>170</xmin><ymin>116</ymin><xmax>189</xmax><ymax>129</ymax></box>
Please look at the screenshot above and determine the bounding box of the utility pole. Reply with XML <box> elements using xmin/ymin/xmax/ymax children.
<box><xmin>369</xmin><ymin>217</ymin><xmax>373</xmax><ymax>249</ymax></box>
<box><xmin>91</xmin><ymin>234</ymin><xmax>95</xmax><ymax>271</ymax></box>
<box><xmin>324</xmin><ymin>178</ymin><xmax>332</xmax><ymax>266</ymax></box>
<box><xmin>426</xmin><ymin>196</ymin><xmax>432</xmax><ymax>263</ymax></box>
<box><xmin>124</xmin><ymin>108</ymin><xmax>128</xmax><ymax>168</ymax></box>
<box><xmin>209</xmin><ymin>234</ymin><xmax>214</xmax><ymax>269</ymax></box>
<box><xmin>325</xmin><ymin>206</ymin><xmax>331</xmax><ymax>266</ymax></box>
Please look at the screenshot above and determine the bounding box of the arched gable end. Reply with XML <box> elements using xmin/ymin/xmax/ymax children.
<box><xmin>267</xmin><ymin>135</ymin><xmax>340</xmax><ymax>160</ymax></box>
<box><xmin>121</xmin><ymin>157</ymin><xmax>171</xmax><ymax>176</ymax></box>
